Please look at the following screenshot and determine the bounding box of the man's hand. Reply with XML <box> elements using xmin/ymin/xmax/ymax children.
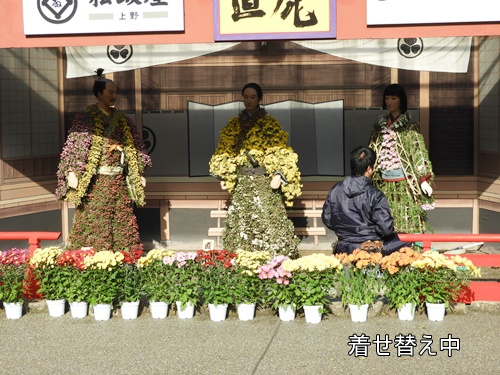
<box><xmin>220</xmin><ymin>181</ymin><xmax>228</xmax><ymax>190</ymax></box>
<box><xmin>67</xmin><ymin>171</ymin><xmax>78</xmax><ymax>189</ymax></box>
<box><xmin>270</xmin><ymin>174</ymin><xmax>282</xmax><ymax>189</ymax></box>
<box><xmin>421</xmin><ymin>181</ymin><xmax>433</xmax><ymax>196</ymax></box>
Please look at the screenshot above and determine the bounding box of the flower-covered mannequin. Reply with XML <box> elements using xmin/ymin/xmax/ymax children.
<box><xmin>56</xmin><ymin>68</ymin><xmax>152</xmax><ymax>251</ymax></box>
<box><xmin>368</xmin><ymin>84</ymin><xmax>434</xmax><ymax>234</ymax></box>
<box><xmin>209</xmin><ymin>83</ymin><xmax>301</xmax><ymax>258</ymax></box>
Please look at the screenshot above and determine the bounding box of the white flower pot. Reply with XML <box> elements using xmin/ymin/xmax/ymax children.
<box><xmin>349</xmin><ymin>304</ymin><xmax>369</xmax><ymax>322</ymax></box>
<box><xmin>150</xmin><ymin>301</ymin><xmax>169</xmax><ymax>319</ymax></box>
<box><xmin>176</xmin><ymin>301</ymin><xmax>195</xmax><ymax>319</ymax></box>
<box><xmin>278</xmin><ymin>304</ymin><xmax>296</xmax><ymax>322</ymax></box>
<box><xmin>69</xmin><ymin>301</ymin><xmax>88</xmax><ymax>319</ymax></box>
<box><xmin>397</xmin><ymin>302</ymin><xmax>416</xmax><ymax>321</ymax></box>
<box><xmin>46</xmin><ymin>299</ymin><xmax>66</xmax><ymax>317</ymax></box>
<box><xmin>208</xmin><ymin>303</ymin><xmax>228</xmax><ymax>322</ymax></box>
<box><xmin>237</xmin><ymin>303</ymin><xmax>256</xmax><ymax>321</ymax></box>
<box><xmin>4</xmin><ymin>301</ymin><xmax>23</xmax><ymax>320</ymax></box>
<box><xmin>426</xmin><ymin>302</ymin><xmax>446</xmax><ymax>321</ymax></box>
<box><xmin>303</xmin><ymin>305</ymin><xmax>323</xmax><ymax>324</ymax></box>
<box><xmin>121</xmin><ymin>301</ymin><xmax>140</xmax><ymax>320</ymax></box>
<box><xmin>93</xmin><ymin>303</ymin><xmax>112</xmax><ymax>321</ymax></box>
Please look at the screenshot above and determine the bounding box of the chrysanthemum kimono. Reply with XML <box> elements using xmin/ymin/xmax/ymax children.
<box><xmin>209</xmin><ymin>108</ymin><xmax>302</xmax><ymax>258</ymax></box>
<box><xmin>56</xmin><ymin>105</ymin><xmax>151</xmax><ymax>251</ymax></box>
<box><xmin>368</xmin><ymin>111</ymin><xmax>435</xmax><ymax>234</ymax></box>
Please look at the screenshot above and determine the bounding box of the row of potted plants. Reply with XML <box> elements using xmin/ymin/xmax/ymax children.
<box><xmin>0</xmin><ymin>246</ymin><xmax>480</xmax><ymax>322</ymax></box>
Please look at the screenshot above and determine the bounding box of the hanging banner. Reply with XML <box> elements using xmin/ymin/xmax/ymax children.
<box><xmin>294</xmin><ymin>37</ymin><xmax>472</xmax><ymax>73</ymax></box>
<box><xmin>66</xmin><ymin>37</ymin><xmax>472</xmax><ymax>78</ymax></box>
<box><xmin>23</xmin><ymin>0</ymin><xmax>184</xmax><ymax>35</ymax></box>
<box><xmin>214</xmin><ymin>0</ymin><xmax>336</xmax><ymax>41</ymax></box>
<box><xmin>367</xmin><ymin>0</ymin><xmax>500</xmax><ymax>25</ymax></box>
<box><xmin>65</xmin><ymin>42</ymin><xmax>239</xmax><ymax>78</ymax></box>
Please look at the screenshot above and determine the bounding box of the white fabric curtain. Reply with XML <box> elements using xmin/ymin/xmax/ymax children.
<box><xmin>66</xmin><ymin>37</ymin><xmax>472</xmax><ymax>78</ymax></box>
<box><xmin>65</xmin><ymin>42</ymin><xmax>240</xmax><ymax>78</ymax></box>
<box><xmin>293</xmin><ymin>37</ymin><xmax>472</xmax><ymax>73</ymax></box>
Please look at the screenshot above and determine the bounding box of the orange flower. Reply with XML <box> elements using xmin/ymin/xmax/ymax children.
<box><xmin>380</xmin><ymin>247</ymin><xmax>423</xmax><ymax>274</ymax></box>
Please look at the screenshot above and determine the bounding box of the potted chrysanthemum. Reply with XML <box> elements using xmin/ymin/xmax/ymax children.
<box><xmin>197</xmin><ymin>249</ymin><xmax>238</xmax><ymax>322</ymax></box>
<box><xmin>30</xmin><ymin>246</ymin><xmax>68</xmax><ymax>317</ymax></box>
<box><xmin>162</xmin><ymin>251</ymin><xmax>202</xmax><ymax>319</ymax></box>
<box><xmin>233</xmin><ymin>249</ymin><xmax>271</xmax><ymax>321</ymax></box>
<box><xmin>335</xmin><ymin>249</ymin><xmax>383</xmax><ymax>322</ymax></box>
<box><xmin>117</xmin><ymin>249</ymin><xmax>144</xmax><ymax>320</ymax></box>
<box><xmin>282</xmin><ymin>253</ymin><xmax>343</xmax><ymax>323</ymax></box>
<box><xmin>0</xmin><ymin>248</ymin><xmax>30</xmax><ymax>319</ymax></box>
<box><xmin>56</xmin><ymin>247</ymin><xmax>96</xmax><ymax>318</ymax></box>
<box><xmin>379</xmin><ymin>247</ymin><xmax>424</xmax><ymax>320</ymax></box>
<box><xmin>137</xmin><ymin>248</ymin><xmax>177</xmax><ymax>319</ymax></box>
<box><xmin>84</xmin><ymin>250</ymin><xmax>125</xmax><ymax>321</ymax></box>
<box><xmin>411</xmin><ymin>251</ymin><xmax>481</xmax><ymax>321</ymax></box>
<box><xmin>258</xmin><ymin>254</ymin><xmax>297</xmax><ymax>321</ymax></box>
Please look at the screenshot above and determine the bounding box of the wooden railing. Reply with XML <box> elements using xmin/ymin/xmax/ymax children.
<box><xmin>0</xmin><ymin>231</ymin><xmax>61</xmax><ymax>255</ymax></box>
<box><xmin>208</xmin><ymin>208</ymin><xmax>326</xmax><ymax>246</ymax></box>
<box><xmin>398</xmin><ymin>233</ymin><xmax>500</xmax><ymax>252</ymax></box>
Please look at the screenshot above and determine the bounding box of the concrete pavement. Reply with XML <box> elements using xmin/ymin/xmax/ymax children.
<box><xmin>0</xmin><ymin>301</ymin><xmax>499</xmax><ymax>375</ymax></box>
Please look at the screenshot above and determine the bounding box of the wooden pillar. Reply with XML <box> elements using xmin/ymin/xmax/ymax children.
<box><xmin>419</xmin><ymin>71</ymin><xmax>430</xmax><ymax>149</ymax></box>
<box><xmin>390</xmin><ymin>68</ymin><xmax>398</xmax><ymax>84</ymax></box>
<box><xmin>58</xmin><ymin>47</ymin><xmax>68</xmax><ymax>244</ymax></box>
<box><xmin>472</xmin><ymin>36</ymin><xmax>480</xmax><ymax>177</ymax></box>
<box><xmin>472</xmin><ymin>199</ymin><xmax>479</xmax><ymax>234</ymax></box>
<box><xmin>160</xmin><ymin>200</ymin><xmax>170</xmax><ymax>241</ymax></box>
<box><xmin>472</xmin><ymin>37</ymin><xmax>480</xmax><ymax>234</ymax></box>
<box><xmin>61</xmin><ymin>201</ymin><xmax>69</xmax><ymax>244</ymax></box>
<box><xmin>134</xmin><ymin>69</ymin><xmax>143</xmax><ymax>134</ymax></box>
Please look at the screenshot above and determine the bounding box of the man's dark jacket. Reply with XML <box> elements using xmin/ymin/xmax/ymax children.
<box><xmin>321</xmin><ymin>175</ymin><xmax>394</xmax><ymax>253</ymax></box>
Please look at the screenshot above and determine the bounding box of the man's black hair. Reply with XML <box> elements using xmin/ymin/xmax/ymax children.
<box><xmin>92</xmin><ymin>68</ymin><xmax>115</xmax><ymax>98</ymax></box>
<box><xmin>350</xmin><ymin>146</ymin><xmax>376</xmax><ymax>176</ymax></box>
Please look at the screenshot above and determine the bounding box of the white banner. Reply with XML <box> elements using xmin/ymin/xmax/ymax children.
<box><xmin>65</xmin><ymin>43</ymin><xmax>240</xmax><ymax>78</ymax></box>
<box><xmin>293</xmin><ymin>37</ymin><xmax>472</xmax><ymax>73</ymax></box>
<box><xmin>367</xmin><ymin>0</ymin><xmax>500</xmax><ymax>25</ymax></box>
<box><xmin>23</xmin><ymin>0</ymin><xmax>184</xmax><ymax>35</ymax></box>
<box><xmin>66</xmin><ymin>37</ymin><xmax>472</xmax><ymax>78</ymax></box>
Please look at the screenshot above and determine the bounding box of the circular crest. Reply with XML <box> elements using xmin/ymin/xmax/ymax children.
<box><xmin>397</xmin><ymin>38</ymin><xmax>424</xmax><ymax>59</ymax></box>
<box><xmin>142</xmin><ymin>126</ymin><xmax>156</xmax><ymax>155</ymax></box>
<box><xmin>107</xmin><ymin>45</ymin><xmax>133</xmax><ymax>65</ymax></box>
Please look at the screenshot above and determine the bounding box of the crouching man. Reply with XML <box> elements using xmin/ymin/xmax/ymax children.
<box><xmin>322</xmin><ymin>146</ymin><xmax>412</xmax><ymax>255</ymax></box>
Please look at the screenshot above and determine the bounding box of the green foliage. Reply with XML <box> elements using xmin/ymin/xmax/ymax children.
<box><xmin>118</xmin><ymin>264</ymin><xmax>142</xmax><ymax>302</ymax></box>
<box><xmin>232</xmin><ymin>271</ymin><xmax>267</xmax><ymax>305</ymax></box>
<box><xmin>172</xmin><ymin>270</ymin><xmax>201</xmax><ymax>309</ymax></box>
<box><xmin>262</xmin><ymin>278</ymin><xmax>298</xmax><ymax>310</ymax></box>
<box><xmin>337</xmin><ymin>266</ymin><xmax>381</xmax><ymax>308</ymax></box>
<box><xmin>170</xmin><ymin>263</ymin><xmax>202</xmax><ymax>309</ymax></box>
<box><xmin>293</xmin><ymin>271</ymin><xmax>335</xmax><ymax>308</ymax></box>
<box><xmin>200</xmin><ymin>265</ymin><xmax>235</xmax><ymax>306</ymax></box>
<box><xmin>86</xmin><ymin>267</ymin><xmax>121</xmax><ymax>305</ymax></box>
<box><xmin>62</xmin><ymin>267</ymin><xmax>91</xmax><ymax>303</ymax></box>
<box><xmin>33</xmin><ymin>265</ymin><xmax>72</xmax><ymax>301</ymax></box>
<box><xmin>0</xmin><ymin>264</ymin><xmax>27</xmax><ymax>303</ymax></box>
<box><xmin>383</xmin><ymin>268</ymin><xmax>422</xmax><ymax>309</ymax></box>
<box><xmin>416</xmin><ymin>268</ymin><xmax>464</xmax><ymax>308</ymax></box>
<box><xmin>139</xmin><ymin>261</ymin><xmax>174</xmax><ymax>303</ymax></box>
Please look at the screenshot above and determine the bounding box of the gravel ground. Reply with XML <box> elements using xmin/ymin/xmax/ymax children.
<box><xmin>0</xmin><ymin>303</ymin><xmax>498</xmax><ymax>375</ymax></box>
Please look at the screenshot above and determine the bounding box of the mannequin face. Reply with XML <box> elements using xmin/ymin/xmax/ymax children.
<box><xmin>385</xmin><ymin>95</ymin><xmax>401</xmax><ymax>115</ymax></box>
<box><xmin>242</xmin><ymin>87</ymin><xmax>261</xmax><ymax>114</ymax></box>
<box><xmin>97</xmin><ymin>82</ymin><xmax>118</xmax><ymax>110</ymax></box>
